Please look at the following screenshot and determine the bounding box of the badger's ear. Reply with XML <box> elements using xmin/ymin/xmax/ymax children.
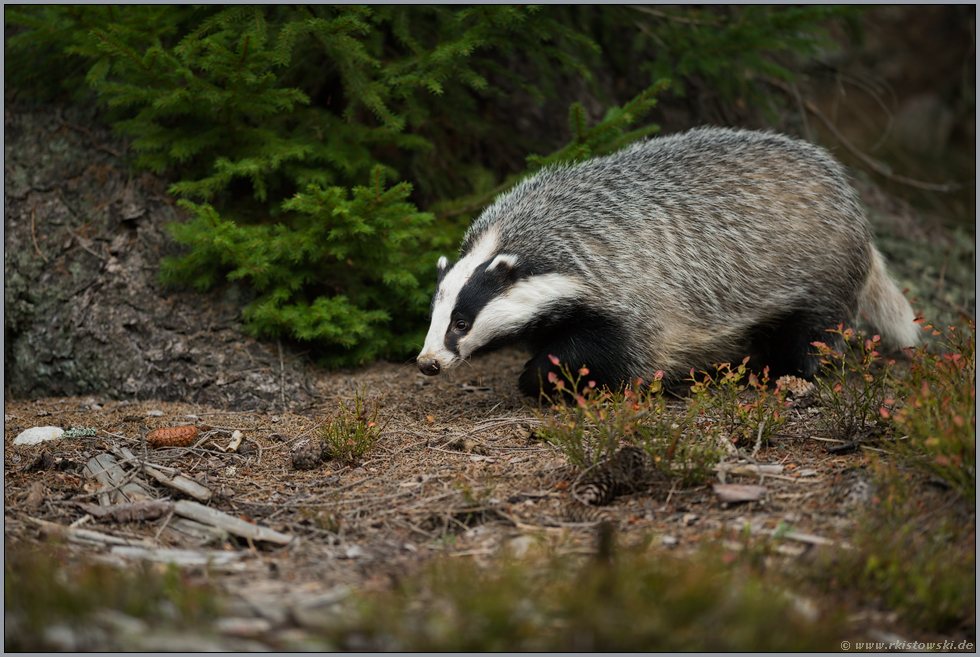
<box><xmin>486</xmin><ymin>253</ymin><xmax>520</xmax><ymax>277</ymax></box>
<box><xmin>436</xmin><ymin>256</ymin><xmax>451</xmax><ymax>285</ymax></box>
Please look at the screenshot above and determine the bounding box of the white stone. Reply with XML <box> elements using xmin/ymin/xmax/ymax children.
<box><xmin>13</xmin><ymin>426</ymin><xmax>64</xmax><ymax>446</ymax></box>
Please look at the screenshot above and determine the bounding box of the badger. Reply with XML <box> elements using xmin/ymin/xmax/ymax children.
<box><xmin>417</xmin><ymin>126</ymin><xmax>919</xmax><ymax>397</ymax></box>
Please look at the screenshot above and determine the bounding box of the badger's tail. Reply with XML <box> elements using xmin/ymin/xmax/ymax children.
<box><xmin>858</xmin><ymin>247</ymin><xmax>920</xmax><ymax>348</ymax></box>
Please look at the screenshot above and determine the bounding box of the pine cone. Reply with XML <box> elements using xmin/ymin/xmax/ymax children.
<box><xmin>291</xmin><ymin>438</ymin><xmax>324</xmax><ymax>470</ymax></box>
<box><xmin>574</xmin><ymin>446</ymin><xmax>652</xmax><ymax>506</ymax></box>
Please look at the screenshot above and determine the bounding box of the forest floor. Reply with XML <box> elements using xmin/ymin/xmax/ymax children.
<box><xmin>4</xmin><ymin>343</ymin><xmax>976</xmax><ymax>651</ymax></box>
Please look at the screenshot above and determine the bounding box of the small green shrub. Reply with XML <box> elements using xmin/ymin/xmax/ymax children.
<box><xmin>319</xmin><ymin>386</ymin><xmax>388</xmax><ymax>463</ymax></box>
<box><xmin>167</xmin><ymin>168</ymin><xmax>438</xmax><ymax>365</ymax></box>
<box><xmin>886</xmin><ymin>321</ymin><xmax>976</xmax><ymax>502</ymax></box>
<box><xmin>639</xmin><ymin>372</ymin><xmax>723</xmax><ymax>487</ymax></box>
<box><xmin>688</xmin><ymin>358</ymin><xmax>789</xmax><ymax>449</ymax></box>
<box><xmin>531</xmin><ymin>359</ymin><xmax>644</xmax><ymax>468</ymax></box>
<box><xmin>811</xmin><ymin>326</ymin><xmax>897</xmax><ymax>440</ymax></box>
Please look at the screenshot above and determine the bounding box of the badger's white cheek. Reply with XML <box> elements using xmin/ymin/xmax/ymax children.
<box><xmin>456</xmin><ymin>332</ymin><xmax>477</xmax><ymax>360</ymax></box>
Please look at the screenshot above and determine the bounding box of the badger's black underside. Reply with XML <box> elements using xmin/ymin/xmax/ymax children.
<box><xmin>497</xmin><ymin>303</ymin><xmax>847</xmax><ymax>398</ymax></box>
<box><xmin>466</xmin><ymin>304</ymin><xmax>634</xmax><ymax>398</ymax></box>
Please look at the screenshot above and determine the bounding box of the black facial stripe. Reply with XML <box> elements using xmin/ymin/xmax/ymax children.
<box><xmin>439</xmin><ymin>258</ymin><xmax>515</xmax><ymax>354</ymax></box>
<box><xmin>452</xmin><ymin>255</ymin><xmax>545</xmax><ymax>320</ymax></box>
<box><xmin>445</xmin><ymin>326</ymin><xmax>463</xmax><ymax>354</ymax></box>
<box><xmin>452</xmin><ymin>262</ymin><xmax>510</xmax><ymax>321</ymax></box>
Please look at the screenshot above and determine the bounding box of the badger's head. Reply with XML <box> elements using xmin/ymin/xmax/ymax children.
<box><xmin>416</xmin><ymin>234</ymin><xmax>585</xmax><ymax>377</ymax></box>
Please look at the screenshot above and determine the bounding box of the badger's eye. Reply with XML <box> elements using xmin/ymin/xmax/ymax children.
<box><xmin>452</xmin><ymin>319</ymin><xmax>470</xmax><ymax>333</ymax></box>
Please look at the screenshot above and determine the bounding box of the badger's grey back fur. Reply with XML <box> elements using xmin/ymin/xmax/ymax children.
<box><xmin>417</xmin><ymin>126</ymin><xmax>918</xmax><ymax>396</ymax></box>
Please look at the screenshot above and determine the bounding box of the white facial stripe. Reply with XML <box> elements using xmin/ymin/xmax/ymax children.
<box><xmin>419</xmin><ymin>228</ymin><xmax>501</xmax><ymax>368</ymax></box>
<box><xmin>457</xmin><ymin>273</ymin><xmax>587</xmax><ymax>359</ymax></box>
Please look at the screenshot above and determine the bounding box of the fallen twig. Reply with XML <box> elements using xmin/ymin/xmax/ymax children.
<box><xmin>111</xmin><ymin>445</ymin><xmax>213</xmax><ymax>502</ymax></box>
<box><xmin>173</xmin><ymin>500</ymin><xmax>293</xmax><ymax>546</ymax></box>
<box><xmin>81</xmin><ymin>453</ymin><xmax>155</xmax><ymax>505</ymax></box>
<box><xmin>24</xmin><ymin>516</ymin><xmax>156</xmax><ymax>548</ymax></box>
<box><xmin>70</xmin><ymin>499</ymin><xmax>174</xmax><ymax>523</ymax></box>
<box><xmin>713</xmin><ymin>483</ymin><xmax>768</xmax><ymax>503</ymax></box>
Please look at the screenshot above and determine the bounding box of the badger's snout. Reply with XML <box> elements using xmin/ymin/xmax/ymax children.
<box><xmin>417</xmin><ymin>355</ymin><xmax>441</xmax><ymax>376</ymax></box>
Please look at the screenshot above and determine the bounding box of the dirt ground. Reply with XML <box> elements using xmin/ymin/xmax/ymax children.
<box><xmin>6</xmin><ymin>342</ymin><xmax>972</xmax><ymax>650</ymax></box>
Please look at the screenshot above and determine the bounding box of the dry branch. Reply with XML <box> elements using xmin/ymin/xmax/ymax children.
<box><xmin>71</xmin><ymin>500</ymin><xmax>174</xmax><ymax>523</ymax></box>
<box><xmin>24</xmin><ymin>516</ymin><xmax>156</xmax><ymax>548</ymax></box>
<box><xmin>173</xmin><ymin>500</ymin><xmax>293</xmax><ymax>545</ymax></box>
<box><xmin>112</xmin><ymin>445</ymin><xmax>213</xmax><ymax>502</ymax></box>
<box><xmin>109</xmin><ymin>546</ymin><xmax>249</xmax><ymax>567</ymax></box>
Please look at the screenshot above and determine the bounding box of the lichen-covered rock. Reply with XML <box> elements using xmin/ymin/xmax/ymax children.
<box><xmin>13</xmin><ymin>426</ymin><xmax>65</xmax><ymax>446</ymax></box>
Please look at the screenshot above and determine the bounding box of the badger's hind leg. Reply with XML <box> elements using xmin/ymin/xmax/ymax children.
<box><xmin>748</xmin><ymin>310</ymin><xmax>843</xmax><ymax>380</ymax></box>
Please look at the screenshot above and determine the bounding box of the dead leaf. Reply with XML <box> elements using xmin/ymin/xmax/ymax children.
<box><xmin>24</xmin><ymin>481</ymin><xmax>46</xmax><ymax>509</ymax></box>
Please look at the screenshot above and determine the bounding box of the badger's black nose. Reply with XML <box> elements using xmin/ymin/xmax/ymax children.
<box><xmin>417</xmin><ymin>356</ymin><xmax>441</xmax><ymax>376</ymax></box>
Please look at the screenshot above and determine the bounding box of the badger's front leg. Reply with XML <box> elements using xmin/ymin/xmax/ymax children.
<box><xmin>519</xmin><ymin>312</ymin><xmax>634</xmax><ymax>397</ymax></box>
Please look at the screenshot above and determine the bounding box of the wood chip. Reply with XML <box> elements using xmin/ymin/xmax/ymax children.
<box><xmin>225</xmin><ymin>429</ymin><xmax>244</xmax><ymax>452</ymax></box>
<box><xmin>712</xmin><ymin>483</ymin><xmax>768</xmax><ymax>503</ymax></box>
<box><xmin>716</xmin><ymin>463</ymin><xmax>801</xmax><ymax>482</ymax></box>
<box><xmin>164</xmin><ymin>517</ymin><xmax>230</xmax><ymax>547</ymax></box>
<box><xmin>24</xmin><ymin>481</ymin><xmax>45</xmax><ymax>509</ymax></box>
<box><xmin>83</xmin><ymin>454</ymin><xmax>155</xmax><ymax>505</ymax></box>
<box><xmin>723</xmin><ymin>464</ymin><xmax>784</xmax><ymax>476</ymax></box>
<box><xmin>113</xmin><ymin>446</ymin><xmax>213</xmax><ymax>502</ymax></box>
